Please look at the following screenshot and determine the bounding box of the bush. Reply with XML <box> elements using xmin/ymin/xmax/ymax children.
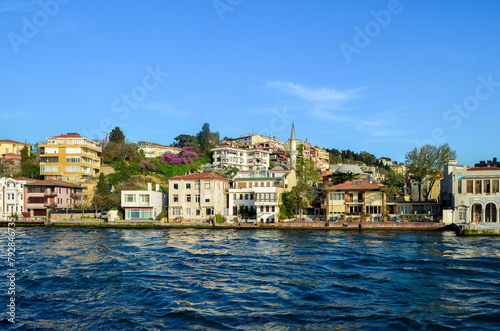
<box><xmin>215</xmin><ymin>214</ymin><xmax>226</xmax><ymax>223</ymax></box>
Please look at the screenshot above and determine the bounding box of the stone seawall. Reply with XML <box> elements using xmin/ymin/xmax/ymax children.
<box><xmin>275</xmin><ymin>222</ymin><xmax>445</xmax><ymax>230</ymax></box>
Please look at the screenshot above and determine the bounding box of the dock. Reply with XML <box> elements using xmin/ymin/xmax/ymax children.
<box><xmin>451</xmin><ymin>223</ymin><xmax>500</xmax><ymax>236</ymax></box>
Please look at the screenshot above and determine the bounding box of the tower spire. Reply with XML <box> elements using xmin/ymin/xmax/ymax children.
<box><xmin>291</xmin><ymin>122</ymin><xmax>296</xmax><ymax>140</ymax></box>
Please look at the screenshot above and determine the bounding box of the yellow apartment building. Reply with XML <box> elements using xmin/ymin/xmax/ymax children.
<box><xmin>38</xmin><ymin>133</ymin><xmax>102</xmax><ymax>184</ymax></box>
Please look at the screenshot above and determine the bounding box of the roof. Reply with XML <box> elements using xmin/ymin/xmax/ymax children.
<box><xmin>138</xmin><ymin>141</ymin><xmax>181</xmax><ymax>149</ymax></box>
<box><xmin>335</xmin><ymin>164</ymin><xmax>363</xmax><ymax>175</ymax></box>
<box><xmin>0</xmin><ymin>139</ymin><xmax>27</xmax><ymax>145</ymax></box>
<box><xmin>467</xmin><ymin>167</ymin><xmax>500</xmax><ymax>171</ymax></box>
<box><xmin>325</xmin><ymin>180</ymin><xmax>381</xmax><ymax>191</ymax></box>
<box><xmin>211</xmin><ymin>145</ymin><xmax>270</xmax><ymax>153</ymax></box>
<box><xmin>24</xmin><ymin>179</ymin><xmax>82</xmax><ymax>189</ymax></box>
<box><xmin>168</xmin><ymin>172</ymin><xmax>231</xmax><ymax>182</ymax></box>
<box><xmin>46</xmin><ymin>133</ymin><xmax>83</xmax><ymax>139</ymax></box>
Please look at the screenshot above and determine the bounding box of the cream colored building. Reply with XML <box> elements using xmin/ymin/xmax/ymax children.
<box><xmin>441</xmin><ymin>159</ymin><xmax>500</xmax><ymax>223</ymax></box>
<box><xmin>137</xmin><ymin>141</ymin><xmax>181</xmax><ymax>158</ymax></box>
<box><xmin>38</xmin><ymin>133</ymin><xmax>102</xmax><ymax>184</ymax></box>
<box><xmin>168</xmin><ymin>172</ymin><xmax>231</xmax><ymax>222</ymax></box>
<box><xmin>228</xmin><ymin>168</ymin><xmax>297</xmax><ymax>223</ymax></box>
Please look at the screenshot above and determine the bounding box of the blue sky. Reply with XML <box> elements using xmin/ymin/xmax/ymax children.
<box><xmin>2</xmin><ymin>0</ymin><xmax>500</xmax><ymax>166</ymax></box>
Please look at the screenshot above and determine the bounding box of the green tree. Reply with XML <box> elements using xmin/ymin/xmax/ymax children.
<box><xmin>109</xmin><ymin>127</ymin><xmax>125</xmax><ymax>144</ymax></box>
<box><xmin>328</xmin><ymin>171</ymin><xmax>356</xmax><ymax>186</ymax></box>
<box><xmin>197</xmin><ymin>123</ymin><xmax>220</xmax><ymax>158</ymax></box>
<box><xmin>290</xmin><ymin>145</ymin><xmax>322</xmax><ymax>219</ymax></box>
<box><xmin>19</xmin><ymin>145</ymin><xmax>40</xmax><ymax>179</ymax></box>
<box><xmin>380</xmin><ymin>171</ymin><xmax>405</xmax><ymax>201</ymax></box>
<box><xmin>93</xmin><ymin>173</ymin><xmax>110</xmax><ymax>212</ymax></box>
<box><xmin>405</xmin><ymin>143</ymin><xmax>456</xmax><ymax>201</ymax></box>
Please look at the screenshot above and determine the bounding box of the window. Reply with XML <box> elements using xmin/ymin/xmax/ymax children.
<box><xmin>493</xmin><ymin>180</ymin><xmax>499</xmax><ymax>193</ymax></box>
<box><xmin>196</xmin><ymin>209</ymin><xmax>201</xmax><ymax>216</ymax></box>
<box><xmin>459</xmin><ymin>208</ymin><xmax>466</xmax><ymax>223</ymax></box>
<box><xmin>266</xmin><ymin>206</ymin><xmax>270</xmax><ymax>212</ymax></box>
<box><xmin>250</xmin><ymin>194</ymin><xmax>254</xmax><ymax>200</ymax></box>
<box><xmin>173</xmin><ymin>194</ymin><xmax>179</xmax><ymax>202</ymax></box>
<box><xmin>196</xmin><ymin>181</ymin><xmax>200</xmax><ymax>189</ymax></box>
<box><xmin>171</xmin><ymin>208</ymin><xmax>181</xmax><ymax>216</ymax></box>
<box><xmin>66</xmin><ymin>157</ymin><xmax>81</xmax><ymax>163</ymax></box>
<box><xmin>475</xmin><ymin>180</ymin><xmax>482</xmax><ymax>194</ymax></box>
<box><xmin>245</xmin><ymin>194</ymin><xmax>248</xmax><ymax>200</ymax></box>
<box><xmin>206</xmin><ymin>208</ymin><xmax>213</xmax><ymax>216</ymax></box>
<box><xmin>66</xmin><ymin>166</ymin><xmax>81</xmax><ymax>172</ymax></box>
<box><xmin>125</xmin><ymin>194</ymin><xmax>136</xmax><ymax>202</ymax></box>
<box><xmin>233</xmin><ymin>194</ymin><xmax>237</xmax><ymax>200</ymax></box>
<box><xmin>186</xmin><ymin>208</ymin><xmax>191</xmax><ymax>215</ymax></box>
<box><xmin>186</xmin><ymin>194</ymin><xmax>191</xmax><ymax>202</ymax></box>
<box><xmin>195</xmin><ymin>194</ymin><xmax>200</xmax><ymax>202</ymax></box>
<box><xmin>204</xmin><ymin>194</ymin><xmax>210</xmax><ymax>203</ymax></box>
<box><xmin>240</xmin><ymin>194</ymin><xmax>243</xmax><ymax>200</ymax></box>
<box><xmin>173</xmin><ymin>183</ymin><xmax>178</xmax><ymax>189</ymax></box>
<box><xmin>272</xmin><ymin>206</ymin><xmax>275</xmax><ymax>212</ymax></box>
<box><xmin>205</xmin><ymin>181</ymin><xmax>210</xmax><ymax>189</ymax></box>
<box><xmin>484</xmin><ymin>180</ymin><xmax>491</xmax><ymax>194</ymax></box>
<box><xmin>260</xmin><ymin>206</ymin><xmax>264</xmax><ymax>212</ymax></box>
<box><xmin>458</xmin><ymin>180</ymin><xmax>462</xmax><ymax>194</ymax></box>
<box><xmin>466</xmin><ymin>180</ymin><xmax>473</xmax><ymax>193</ymax></box>
<box><xmin>140</xmin><ymin>194</ymin><xmax>150</xmax><ymax>203</ymax></box>
<box><xmin>40</xmin><ymin>165</ymin><xmax>59</xmax><ymax>173</ymax></box>
<box><xmin>186</xmin><ymin>183</ymin><xmax>191</xmax><ymax>189</ymax></box>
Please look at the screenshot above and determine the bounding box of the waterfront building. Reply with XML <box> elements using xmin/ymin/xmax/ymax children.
<box><xmin>324</xmin><ymin>180</ymin><xmax>385</xmax><ymax>218</ymax></box>
<box><xmin>167</xmin><ymin>172</ymin><xmax>230</xmax><ymax>222</ymax></box>
<box><xmin>441</xmin><ymin>158</ymin><xmax>500</xmax><ymax>223</ymax></box>
<box><xmin>137</xmin><ymin>141</ymin><xmax>181</xmax><ymax>158</ymax></box>
<box><xmin>228</xmin><ymin>168</ymin><xmax>297</xmax><ymax>223</ymax></box>
<box><xmin>121</xmin><ymin>183</ymin><xmax>167</xmax><ymax>221</ymax></box>
<box><xmin>0</xmin><ymin>177</ymin><xmax>27</xmax><ymax>220</ymax></box>
<box><xmin>38</xmin><ymin>133</ymin><xmax>102</xmax><ymax>184</ymax></box>
<box><xmin>0</xmin><ymin>139</ymin><xmax>29</xmax><ymax>158</ymax></box>
<box><xmin>211</xmin><ymin>145</ymin><xmax>270</xmax><ymax>171</ymax></box>
<box><xmin>24</xmin><ymin>179</ymin><xmax>83</xmax><ymax>217</ymax></box>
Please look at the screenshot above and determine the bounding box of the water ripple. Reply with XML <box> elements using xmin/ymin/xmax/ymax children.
<box><xmin>1</xmin><ymin>227</ymin><xmax>499</xmax><ymax>330</ymax></box>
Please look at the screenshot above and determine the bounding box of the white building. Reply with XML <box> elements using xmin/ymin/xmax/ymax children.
<box><xmin>0</xmin><ymin>177</ymin><xmax>27</xmax><ymax>220</ymax></box>
<box><xmin>228</xmin><ymin>168</ymin><xmax>297</xmax><ymax>223</ymax></box>
<box><xmin>211</xmin><ymin>145</ymin><xmax>270</xmax><ymax>171</ymax></box>
<box><xmin>121</xmin><ymin>183</ymin><xmax>167</xmax><ymax>221</ymax></box>
<box><xmin>441</xmin><ymin>159</ymin><xmax>500</xmax><ymax>224</ymax></box>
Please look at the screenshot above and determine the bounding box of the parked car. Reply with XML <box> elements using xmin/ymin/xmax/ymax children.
<box><xmin>99</xmin><ymin>211</ymin><xmax>108</xmax><ymax>221</ymax></box>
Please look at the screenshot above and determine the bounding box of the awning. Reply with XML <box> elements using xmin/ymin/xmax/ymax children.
<box><xmin>21</xmin><ymin>212</ymin><xmax>31</xmax><ymax>218</ymax></box>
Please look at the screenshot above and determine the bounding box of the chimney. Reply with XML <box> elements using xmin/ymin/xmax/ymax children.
<box><xmin>156</xmin><ymin>184</ymin><xmax>160</xmax><ymax>192</ymax></box>
<box><xmin>147</xmin><ymin>183</ymin><xmax>152</xmax><ymax>191</ymax></box>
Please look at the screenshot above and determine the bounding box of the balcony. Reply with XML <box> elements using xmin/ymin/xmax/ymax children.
<box><xmin>44</xmin><ymin>191</ymin><xmax>57</xmax><ymax>197</ymax></box>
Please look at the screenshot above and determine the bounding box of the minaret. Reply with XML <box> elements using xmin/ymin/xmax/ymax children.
<box><xmin>289</xmin><ymin>123</ymin><xmax>298</xmax><ymax>169</ymax></box>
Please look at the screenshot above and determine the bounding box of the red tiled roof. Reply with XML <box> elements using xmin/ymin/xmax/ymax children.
<box><xmin>46</xmin><ymin>133</ymin><xmax>83</xmax><ymax>139</ymax></box>
<box><xmin>24</xmin><ymin>179</ymin><xmax>82</xmax><ymax>188</ymax></box>
<box><xmin>0</xmin><ymin>139</ymin><xmax>27</xmax><ymax>145</ymax></box>
<box><xmin>168</xmin><ymin>172</ymin><xmax>231</xmax><ymax>181</ymax></box>
<box><xmin>467</xmin><ymin>167</ymin><xmax>500</xmax><ymax>171</ymax></box>
<box><xmin>325</xmin><ymin>180</ymin><xmax>381</xmax><ymax>191</ymax></box>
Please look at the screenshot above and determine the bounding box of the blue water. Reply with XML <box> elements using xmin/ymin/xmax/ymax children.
<box><xmin>1</xmin><ymin>227</ymin><xmax>500</xmax><ymax>330</ymax></box>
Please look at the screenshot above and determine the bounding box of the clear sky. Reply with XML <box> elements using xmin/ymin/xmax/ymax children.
<box><xmin>2</xmin><ymin>0</ymin><xmax>500</xmax><ymax>166</ymax></box>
